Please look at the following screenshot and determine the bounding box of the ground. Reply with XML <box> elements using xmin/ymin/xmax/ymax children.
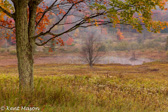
<box><xmin>0</xmin><ymin>56</ymin><xmax>168</xmax><ymax>111</ymax></box>
<box><xmin>0</xmin><ymin>49</ymin><xmax>168</xmax><ymax>66</ymax></box>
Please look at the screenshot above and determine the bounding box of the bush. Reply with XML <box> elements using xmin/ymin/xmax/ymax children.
<box><xmin>113</xmin><ymin>41</ymin><xmax>129</xmax><ymax>51</ymax></box>
<box><xmin>98</xmin><ymin>45</ymin><xmax>106</xmax><ymax>52</ymax></box>
<box><xmin>43</xmin><ymin>47</ymin><xmax>49</xmax><ymax>54</ymax></box>
<box><xmin>72</xmin><ymin>48</ymin><xmax>79</xmax><ymax>53</ymax></box>
<box><xmin>0</xmin><ymin>48</ymin><xmax>5</xmax><ymax>53</ymax></box>
<box><xmin>59</xmin><ymin>48</ymin><xmax>66</xmax><ymax>52</ymax></box>
<box><xmin>153</xmin><ymin>37</ymin><xmax>166</xmax><ymax>42</ymax></box>
<box><xmin>128</xmin><ymin>42</ymin><xmax>139</xmax><ymax>50</ymax></box>
<box><xmin>143</xmin><ymin>40</ymin><xmax>160</xmax><ymax>49</ymax></box>
<box><xmin>70</xmin><ymin>43</ymin><xmax>75</xmax><ymax>47</ymax></box>
<box><xmin>10</xmin><ymin>50</ymin><xmax>17</xmax><ymax>55</ymax></box>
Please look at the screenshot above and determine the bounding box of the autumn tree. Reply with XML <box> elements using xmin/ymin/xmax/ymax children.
<box><xmin>117</xmin><ymin>29</ymin><xmax>124</xmax><ymax>40</ymax></box>
<box><xmin>0</xmin><ymin>0</ymin><xmax>168</xmax><ymax>91</ymax></box>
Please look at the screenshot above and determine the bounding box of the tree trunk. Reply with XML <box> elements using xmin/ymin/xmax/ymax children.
<box><xmin>166</xmin><ymin>37</ymin><xmax>168</xmax><ymax>51</ymax></box>
<box><xmin>89</xmin><ymin>62</ymin><xmax>93</xmax><ymax>68</ymax></box>
<box><xmin>15</xmin><ymin>1</ymin><xmax>34</xmax><ymax>91</ymax></box>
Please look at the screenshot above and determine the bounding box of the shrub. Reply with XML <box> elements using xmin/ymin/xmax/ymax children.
<box><xmin>70</xmin><ymin>43</ymin><xmax>75</xmax><ymax>47</ymax></box>
<box><xmin>43</xmin><ymin>47</ymin><xmax>49</xmax><ymax>54</ymax></box>
<box><xmin>144</xmin><ymin>40</ymin><xmax>160</xmax><ymax>49</ymax></box>
<box><xmin>154</xmin><ymin>37</ymin><xmax>166</xmax><ymax>42</ymax></box>
<box><xmin>113</xmin><ymin>41</ymin><xmax>129</xmax><ymax>51</ymax></box>
<box><xmin>72</xmin><ymin>48</ymin><xmax>79</xmax><ymax>53</ymax></box>
<box><xmin>98</xmin><ymin>45</ymin><xmax>106</xmax><ymax>52</ymax></box>
<box><xmin>128</xmin><ymin>42</ymin><xmax>139</xmax><ymax>50</ymax></box>
<box><xmin>0</xmin><ymin>48</ymin><xmax>5</xmax><ymax>53</ymax></box>
<box><xmin>9</xmin><ymin>50</ymin><xmax>17</xmax><ymax>55</ymax></box>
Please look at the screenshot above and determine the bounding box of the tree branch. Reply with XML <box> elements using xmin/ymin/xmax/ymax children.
<box><xmin>34</xmin><ymin>10</ymin><xmax>107</xmax><ymax>46</ymax></box>
<box><xmin>0</xmin><ymin>6</ymin><xmax>15</xmax><ymax>18</ymax></box>
<box><xmin>0</xmin><ymin>24</ymin><xmax>15</xmax><ymax>30</ymax></box>
<box><xmin>47</xmin><ymin>2</ymin><xmax>80</xmax><ymax>32</ymax></box>
<box><xmin>33</xmin><ymin>0</ymin><xmax>84</xmax><ymax>39</ymax></box>
<box><xmin>35</xmin><ymin>0</ymin><xmax>58</xmax><ymax>28</ymax></box>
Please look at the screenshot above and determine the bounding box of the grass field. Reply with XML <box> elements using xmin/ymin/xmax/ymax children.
<box><xmin>0</xmin><ymin>62</ymin><xmax>168</xmax><ymax>112</ymax></box>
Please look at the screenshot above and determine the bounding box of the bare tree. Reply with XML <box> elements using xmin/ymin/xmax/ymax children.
<box><xmin>80</xmin><ymin>33</ymin><xmax>105</xmax><ymax>67</ymax></box>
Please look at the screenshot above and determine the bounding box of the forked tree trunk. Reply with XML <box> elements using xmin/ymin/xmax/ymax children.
<box><xmin>15</xmin><ymin>1</ymin><xmax>34</xmax><ymax>91</ymax></box>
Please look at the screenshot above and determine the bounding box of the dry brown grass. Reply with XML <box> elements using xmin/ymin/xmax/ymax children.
<box><xmin>0</xmin><ymin>62</ymin><xmax>168</xmax><ymax>111</ymax></box>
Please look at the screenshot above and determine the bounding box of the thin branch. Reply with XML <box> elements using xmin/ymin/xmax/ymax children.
<box><xmin>0</xmin><ymin>25</ymin><xmax>15</xmax><ymax>30</ymax></box>
<box><xmin>35</xmin><ymin>11</ymin><xmax>107</xmax><ymax>46</ymax></box>
<box><xmin>35</xmin><ymin>0</ymin><xmax>58</xmax><ymax>28</ymax></box>
<box><xmin>47</xmin><ymin>3</ymin><xmax>78</xmax><ymax>31</ymax></box>
<box><xmin>35</xmin><ymin>20</ymin><xmax>85</xmax><ymax>46</ymax></box>
<box><xmin>0</xmin><ymin>6</ymin><xmax>15</xmax><ymax>18</ymax></box>
<box><xmin>33</xmin><ymin>0</ymin><xmax>84</xmax><ymax>39</ymax></box>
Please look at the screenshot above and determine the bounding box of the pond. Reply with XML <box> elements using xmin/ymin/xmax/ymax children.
<box><xmin>37</xmin><ymin>55</ymin><xmax>154</xmax><ymax>66</ymax></box>
<box><xmin>98</xmin><ymin>56</ymin><xmax>153</xmax><ymax>65</ymax></box>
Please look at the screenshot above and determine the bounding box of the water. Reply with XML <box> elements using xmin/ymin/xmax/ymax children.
<box><xmin>38</xmin><ymin>55</ymin><xmax>154</xmax><ymax>65</ymax></box>
<box><xmin>99</xmin><ymin>56</ymin><xmax>153</xmax><ymax>65</ymax></box>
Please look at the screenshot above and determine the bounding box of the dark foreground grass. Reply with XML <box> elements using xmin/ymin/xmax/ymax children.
<box><xmin>0</xmin><ymin>62</ymin><xmax>168</xmax><ymax>112</ymax></box>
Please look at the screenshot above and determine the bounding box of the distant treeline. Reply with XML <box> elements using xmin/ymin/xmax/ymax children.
<box><xmin>107</xmin><ymin>25</ymin><xmax>168</xmax><ymax>34</ymax></box>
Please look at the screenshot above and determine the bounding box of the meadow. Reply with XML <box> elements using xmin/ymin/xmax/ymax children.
<box><xmin>1</xmin><ymin>0</ymin><xmax>168</xmax><ymax>111</ymax></box>
<box><xmin>0</xmin><ymin>62</ymin><xmax>168</xmax><ymax>112</ymax></box>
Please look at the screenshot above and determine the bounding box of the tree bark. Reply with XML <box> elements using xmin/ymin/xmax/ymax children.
<box><xmin>89</xmin><ymin>61</ymin><xmax>93</xmax><ymax>68</ymax></box>
<box><xmin>14</xmin><ymin>0</ymin><xmax>34</xmax><ymax>91</ymax></box>
<box><xmin>166</xmin><ymin>37</ymin><xmax>168</xmax><ymax>51</ymax></box>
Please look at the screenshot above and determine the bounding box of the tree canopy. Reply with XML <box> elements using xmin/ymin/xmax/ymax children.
<box><xmin>0</xmin><ymin>0</ymin><xmax>168</xmax><ymax>44</ymax></box>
